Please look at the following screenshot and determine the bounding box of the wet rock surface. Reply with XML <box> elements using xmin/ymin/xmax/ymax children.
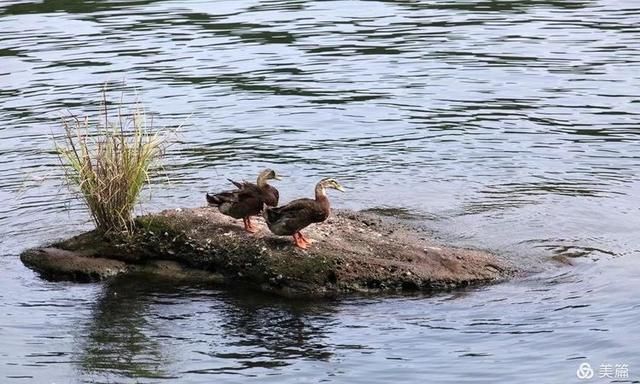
<box><xmin>20</xmin><ymin>208</ymin><xmax>516</xmax><ymax>297</ymax></box>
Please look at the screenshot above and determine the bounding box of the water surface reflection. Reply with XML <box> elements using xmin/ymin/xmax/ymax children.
<box><xmin>2</xmin><ymin>0</ymin><xmax>640</xmax><ymax>382</ymax></box>
<box><xmin>78</xmin><ymin>275</ymin><xmax>339</xmax><ymax>381</ymax></box>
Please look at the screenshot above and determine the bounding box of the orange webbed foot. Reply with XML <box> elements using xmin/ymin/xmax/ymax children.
<box><xmin>299</xmin><ymin>233</ymin><xmax>315</xmax><ymax>245</ymax></box>
<box><xmin>243</xmin><ymin>218</ymin><xmax>258</xmax><ymax>233</ymax></box>
<box><xmin>292</xmin><ymin>233</ymin><xmax>309</xmax><ymax>249</ymax></box>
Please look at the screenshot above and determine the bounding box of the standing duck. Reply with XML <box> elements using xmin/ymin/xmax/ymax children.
<box><xmin>264</xmin><ymin>178</ymin><xmax>345</xmax><ymax>249</ymax></box>
<box><xmin>206</xmin><ymin>169</ymin><xmax>281</xmax><ymax>232</ymax></box>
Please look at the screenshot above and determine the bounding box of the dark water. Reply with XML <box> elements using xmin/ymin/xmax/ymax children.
<box><xmin>1</xmin><ymin>0</ymin><xmax>640</xmax><ymax>382</ymax></box>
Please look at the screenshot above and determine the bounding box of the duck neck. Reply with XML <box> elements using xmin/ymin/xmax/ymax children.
<box><xmin>315</xmin><ymin>184</ymin><xmax>329</xmax><ymax>206</ymax></box>
<box><xmin>256</xmin><ymin>175</ymin><xmax>268</xmax><ymax>188</ymax></box>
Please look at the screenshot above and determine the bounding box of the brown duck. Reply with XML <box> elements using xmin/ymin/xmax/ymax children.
<box><xmin>264</xmin><ymin>178</ymin><xmax>344</xmax><ymax>249</ymax></box>
<box><xmin>206</xmin><ymin>169</ymin><xmax>281</xmax><ymax>232</ymax></box>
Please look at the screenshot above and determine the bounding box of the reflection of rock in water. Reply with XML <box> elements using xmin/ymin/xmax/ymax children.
<box><xmin>78</xmin><ymin>274</ymin><xmax>174</xmax><ymax>381</ymax></box>
<box><xmin>76</xmin><ymin>275</ymin><xmax>343</xmax><ymax>379</ymax></box>
<box><xmin>222</xmin><ymin>294</ymin><xmax>335</xmax><ymax>361</ymax></box>
<box><xmin>183</xmin><ymin>291</ymin><xmax>341</xmax><ymax>375</ymax></box>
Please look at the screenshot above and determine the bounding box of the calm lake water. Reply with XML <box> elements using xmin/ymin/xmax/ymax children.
<box><xmin>1</xmin><ymin>0</ymin><xmax>640</xmax><ymax>382</ymax></box>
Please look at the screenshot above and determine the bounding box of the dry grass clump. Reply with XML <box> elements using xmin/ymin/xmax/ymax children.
<box><xmin>56</xmin><ymin>90</ymin><xmax>165</xmax><ymax>234</ymax></box>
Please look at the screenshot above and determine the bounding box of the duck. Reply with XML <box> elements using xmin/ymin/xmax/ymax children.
<box><xmin>264</xmin><ymin>178</ymin><xmax>344</xmax><ymax>249</ymax></box>
<box><xmin>206</xmin><ymin>169</ymin><xmax>281</xmax><ymax>232</ymax></box>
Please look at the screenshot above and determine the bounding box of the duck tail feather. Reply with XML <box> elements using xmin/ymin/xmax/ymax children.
<box><xmin>227</xmin><ymin>178</ymin><xmax>244</xmax><ymax>189</ymax></box>
<box><xmin>206</xmin><ymin>193</ymin><xmax>223</xmax><ymax>206</ymax></box>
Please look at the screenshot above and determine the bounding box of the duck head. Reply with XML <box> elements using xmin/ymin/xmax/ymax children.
<box><xmin>257</xmin><ymin>168</ymin><xmax>282</xmax><ymax>185</ymax></box>
<box><xmin>317</xmin><ymin>177</ymin><xmax>345</xmax><ymax>193</ymax></box>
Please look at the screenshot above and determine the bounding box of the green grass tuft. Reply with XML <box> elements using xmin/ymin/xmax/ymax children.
<box><xmin>56</xmin><ymin>89</ymin><xmax>165</xmax><ymax>234</ymax></box>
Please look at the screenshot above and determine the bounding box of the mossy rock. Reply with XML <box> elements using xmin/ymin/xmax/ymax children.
<box><xmin>20</xmin><ymin>208</ymin><xmax>516</xmax><ymax>297</ymax></box>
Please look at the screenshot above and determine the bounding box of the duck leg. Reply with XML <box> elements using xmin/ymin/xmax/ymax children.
<box><xmin>242</xmin><ymin>217</ymin><xmax>257</xmax><ymax>233</ymax></box>
<box><xmin>292</xmin><ymin>232</ymin><xmax>309</xmax><ymax>249</ymax></box>
<box><xmin>298</xmin><ymin>232</ymin><xmax>315</xmax><ymax>245</ymax></box>
<box><xmin>247</xmin><ymin>217</ymin><xmax>259</xmax><ymax>232</ymax></box>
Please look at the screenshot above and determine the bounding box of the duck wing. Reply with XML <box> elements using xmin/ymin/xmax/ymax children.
<box><xmin>206</xmin><ymin>187</ymin><xmax>262</xmax><ymax>219</ymax></box>
<box><xmin>265</xmin><ymin>198</ymin><xmax>327</xmax><ymax>235</ymax></box>
<box><xmin>229</xmin><ymin>179</ymin><xmax>278</xmax><ymax>208</ymax></box>
<box><xmin>261</xmin><ymin>184</ymin><xmax>280</xmax><ymax>207</ymax></box>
